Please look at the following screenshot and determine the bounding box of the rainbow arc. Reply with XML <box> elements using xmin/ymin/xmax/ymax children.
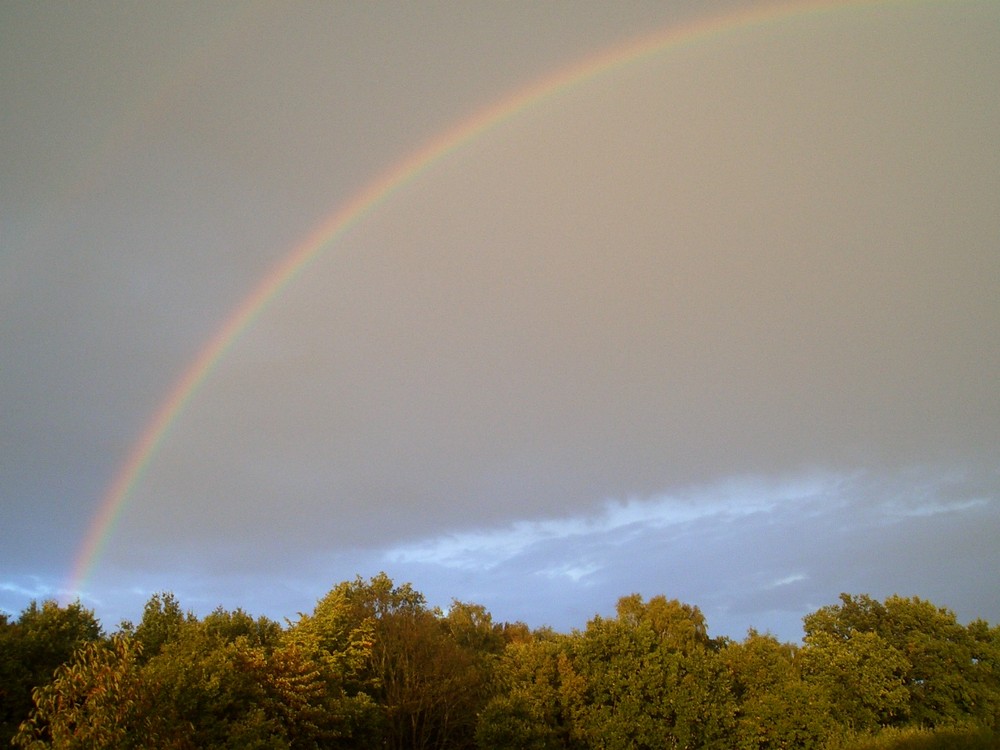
<box><xmin>66</xmin><ymin>0</ymin><xmax>879</xmax><ymax>599</ymax></box>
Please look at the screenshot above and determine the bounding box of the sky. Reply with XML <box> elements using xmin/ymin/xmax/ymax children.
<box><xmin>2</xmin><ymin>0</ymin><xmax>998</xmax><ymax>644</ymax></box>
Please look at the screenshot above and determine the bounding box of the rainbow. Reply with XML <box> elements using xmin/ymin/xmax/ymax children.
<box><xmin>65</xmin><ymin>0</ymin><xmax>885</xmax><ymax>599</ymax></box>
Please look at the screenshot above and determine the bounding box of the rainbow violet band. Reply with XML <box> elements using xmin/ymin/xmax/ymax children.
<box><xmin>65</xmin><ymin>0</ymin><xmax>875</xmax><ymax>600</ymax></box>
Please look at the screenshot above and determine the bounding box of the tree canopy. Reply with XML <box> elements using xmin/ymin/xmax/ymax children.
<box><xmin>2</xmin><ymin>581</ymin><xmax>997</xmax><ymax>749</ymax></box>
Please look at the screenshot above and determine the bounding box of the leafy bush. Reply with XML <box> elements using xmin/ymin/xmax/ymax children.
<box><xmin>825</xmin><ymin>724</ymin><xmax>1000</xmax><ymax>750</ymax></box>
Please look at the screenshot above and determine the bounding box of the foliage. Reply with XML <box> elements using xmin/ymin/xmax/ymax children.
<box><xmin>125</xmin><ymin>591</ymin><xmax>190</xmax><ymax>662</ymax></box>
<box><xmin>722</xmin><ymin>630</ymin><xmax>835</xmax><ymax>749</ymax></box>
<box><xmin>476</xmin><ymin>632</ymin><xmax>581</xmax><ymax>750</ymax></box>
<box><xmin>12</xmin><ymin>636</ymin><xmax>161</xmax><ymax>749</ymax></box>
<box><xmin>6</xmin><ymin>585</ymin><xmax>999</xmax><ymax>749</ymax></box>
<box><xmin>288</xmin><ymin>573</ymin><xmax>498</xmax><ymax>750</ymax></box>
<box><xmin>800</xmin><ymin>629</ymin><xmax>910</xmax><ymax>731</ymax></box>
<box><xmin>804</xmin><ymin>593</ymin><xmax>1000</xmax><ymax>729</ymax></box>
<box><xmin>0</xmin><ymin>600</ymin><xmax>103</xmax><ymax>746</ymax></box>
<box><xmin>567</xmin><ymin>595</ymin><xmax>735</xmax><ymax>749</ymax></box>
<box><xmin>822</xmin><ymin>724</ymin><xmax>1000</xmax><ymax>750</ymax></box>
<box><xmin>201</xmin><ymin>606</ymin><xmax>283</xmax><ymax>650</ymax></box>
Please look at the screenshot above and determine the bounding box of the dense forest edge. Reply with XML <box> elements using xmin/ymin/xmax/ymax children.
<box><xmin>2</xmin><ymin>575</ymin><xmax>998</xmax><ymax>749</ymax></box>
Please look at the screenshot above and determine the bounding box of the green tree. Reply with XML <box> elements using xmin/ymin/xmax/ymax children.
<box><xmin>966</xmin><ymin>618</ymin><xmax>1000</xmax><ymax>729</ymax></box>
<box><xmin>12</xmin><ymin>636</ymin><xmax>167</xmax><ymax>749</ymax></box>
<box><xmin>126</xmin><ymin>592</ymin><xmax>189</xmax><ymax>662</ymax></box>
<box><xmin>140</xmin><ymin>625</ymin><xmax>334</xmax><ymax>749</ymax></box>
<box><xmin>147</xmin><ymin>606</ymin><xmax>362</xmax><ymax>747</ymax></box>
<box><xmin>13</xmin><ymin>600</ymin><xmax>365</xmax><ymax>749</ymax></box>
<box><xmin>880</xmin><ymin>595</ymin><xmax>985</xmax><ymax>727</ymax></box>
<box><xmin>800</xmin><ymin>628</ymin><xmax>910</xmax><ymax>731</ymax></box>
<box><xmin>804</xmin><ymin>594</ymin><xmax>994</xmax><ymax>729</ymax></box>
<box><xmin>722</xmin><ymin>630</ymin><xmax>835</xmax><ymax>749</ymax></box>
<box><xmin>475</xmin><ymin>631</ymin><xmax>582</xmax><ymax>750</ymax></box>
<box><xmin>614</xmin><ymin>593</ymin><xmax>714</xmax><ymax>653</ymax></box>
<box><xmin>291</xmin><ymin>573</ymin><xmax>497</xmax><ymax>750</ymax></box>
<box><xmin>569</xmin><ymin>594</ymin><xmax>735</xmax><ymax>750</ymax></box>
<box><xmin>444</xmin><ymin>600</ymin><xmax>506</xmax><ymax>655</ymax></box>
<box><xmin>0</xmin><ymin>601</ymin><xmax>103</xmax><ymax>746</ymax></box>
<box><xmin>201</xmin><ymin>606</ymin><xmax>282</xmax><ymax>650</ymax></box>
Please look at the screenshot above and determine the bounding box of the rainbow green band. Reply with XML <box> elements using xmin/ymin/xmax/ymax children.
<box><xmin>66</xmin><ymin>0</ymin><xmax>887</xmax><ymax>598</ymax></box>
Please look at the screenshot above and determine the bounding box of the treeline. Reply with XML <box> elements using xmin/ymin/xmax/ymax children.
<box><xmin>2</xmin><ymin>574</ymin><xmax>998</xmax><ymax>749</ymax></box>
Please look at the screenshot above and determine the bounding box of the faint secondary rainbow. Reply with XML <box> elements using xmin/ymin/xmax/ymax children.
<box><xmin>66</xmin><ymin>0</ymin><xmax>883</xmax><ymax>599</ymax></box>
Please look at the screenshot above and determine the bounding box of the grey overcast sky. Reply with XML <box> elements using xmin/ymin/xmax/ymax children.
<box><xmin>2</xmin><ymin>1</ymin><xmax>998</xmax><ymax>643</ymax></box>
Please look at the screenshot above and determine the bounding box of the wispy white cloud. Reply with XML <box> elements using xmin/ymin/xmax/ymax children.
<box><xmin>538</xmin><ymin>561</ymin><xmax>603</xmax><ymax>584</ymax></box>
<box><xmin>376</xmin><ymin>466</ymin><xmax>998</xmax><ymax>640</ymax></box>
<box><xmin>885</xmin><ymin>498</ymin><xmax>988</xmax><ymax>519</ymax></box>
<box><xmin>0</xmin><ymin>576</ymin><xmax>75</xmax><ymax>615</ymax></box>
<box><xmin>767</xmin><ymin>573</ymin><xmax>808</xmax><ymax>589</ymax></box>
<box><xmin>384</xmin><ymin>472</ymin><xmax>838</xmax><ymax>571</ymax></box>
